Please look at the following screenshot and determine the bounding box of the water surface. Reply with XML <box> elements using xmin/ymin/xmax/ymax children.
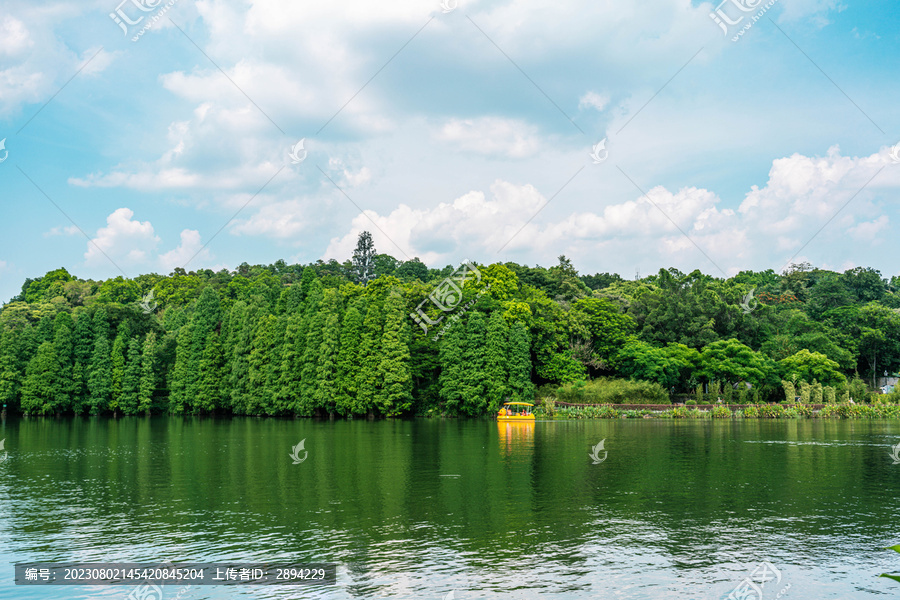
<box><xmin>2</xmin><ymin>417</ymin><xmax>900</xmax><ymax>599</ymax></box>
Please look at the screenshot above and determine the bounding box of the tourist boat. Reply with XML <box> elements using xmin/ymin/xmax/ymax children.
<box><xmin>497</xmin><ymin>401</ymin><xmax>535</xmax><ymax>421</ymax></box>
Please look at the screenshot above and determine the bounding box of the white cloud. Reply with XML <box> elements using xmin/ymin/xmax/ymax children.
<box><xmin>230</xmin><ymin>200</ymin><xmax>311</xmax><ymax>239</ymax></box>
<box><xmin>579</xmin><ymin>91</ymin><xmax>609</xmax><ymax>112</ymax></box>
<box><xmin>159</xmin><ymin>229</ymin><xmax>212</xmax><ymax>271</ymax></box>
<box><xmin>323</xmin><ymin>146</ymin><xmax>900</xmax><ymax>274</ymax></box>
<box><xmin>85</xmin><ymin>208</ymin><xmax>160</xmax><ymax>267</ymax></box>
<box><xmin>0</xmin><ymin>16</ymin><xmax>31</xmax><ymax>56</ymax></box>
<box><xmin>437</xmin><ymin>117</ymin><xmax>541</xmax><ymax>158</ymax></box>
<box><xmin>45</xmin><ymin>225</ymin><xmax>80</xmax><ymax>237</ymax></box>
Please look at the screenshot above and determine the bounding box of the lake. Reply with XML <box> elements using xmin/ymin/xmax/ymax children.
<box><xmin>2</xmin><ymin>416</ymin><xmax>900</xmax><ymax>599</ymax></box>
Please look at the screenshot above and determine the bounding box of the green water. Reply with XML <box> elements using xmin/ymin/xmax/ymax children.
<box><xmin>3</xmin><ymin>417</ymin><xmax>900</xmax><ymax>599</ymax></box>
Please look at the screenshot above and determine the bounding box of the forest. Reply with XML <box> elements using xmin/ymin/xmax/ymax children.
<box><xmin>1</xmin><ymin>231</ymin><xmax>899</xmax><ymax>417</ymax></box>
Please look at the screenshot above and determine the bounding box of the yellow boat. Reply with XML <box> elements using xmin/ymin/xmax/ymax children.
<box><xmin>497</xmin><ymin>401</ymin><xmax>535</xmax><ymax>421</ymax></box>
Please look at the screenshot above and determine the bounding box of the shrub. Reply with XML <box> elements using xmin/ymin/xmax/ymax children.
<box><xmin>798</xmin><ymin>381</ymin><xmax>811</xmax><ymax>404</ymax></box>
<box><xmin>811</xmin><ymin>380</ymin><xmax>823</xmax><ymax>404</ymax></box>
<box><xmin>694</xmin><ymin>383</ymin><xmax>704</xmax><ymax>404</ymax></box>
<box><xmin>556</xmin><ymin>377</ymin><xmax>669</xmax><ymax>404</ymax></box>
<box><xmin>711</xmin><ymin>405</ymin><xmax>732</xmax><ymax>419</ymax></box>
<box><xmin>849</xmin><ymin>376</ymin><xmax>868</xmax><ymax>403</ymax></box>
<box><xmin>685</xmin><ymin>399</ymin><xmax>697</xmax><ymax>406</ymax></box>
<box><xmin>535</xmin><ymin>397</ymin><xmax>556</xmax><ymax>417</ymax></box>
<box><xmin>781</xmin><ymin>380</ymin><xmax>796</xmax><ymax>403</ymax></box>
<box><xmin>759</xmin><ymin>404</ymin><xmax>786</xmax><ymax>418</ymax></box>
<box><xmin>742</xmin><ymin>405</ymin><xmax>760</xmax><ymax>418</ymax></box>
<box><xmin>823</xmin><ymin>386</ymin><xmax>836</xmax><ymax>404</ymax></box>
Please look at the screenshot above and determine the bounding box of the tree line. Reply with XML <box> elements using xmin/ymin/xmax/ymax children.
<box><xmin>2</xmin><ymin>235</ymin><xmax>899</xmax><ymax>416</ymax></box>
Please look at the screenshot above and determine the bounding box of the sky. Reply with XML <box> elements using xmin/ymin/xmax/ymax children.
<box><xmin>1</xmin><ymin>0</ymin><xmax>899</xmax><ymax>302</ymax></box>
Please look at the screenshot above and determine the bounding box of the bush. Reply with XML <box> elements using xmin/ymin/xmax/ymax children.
<box><xmin>685</xmin><ymin>399</ymin><xmax>697</xmax><ymax>406</ymax></box>
<box><xmin>535</xmin><ymin>397</ymin><xmax>556</xmax><ymax>417</ymax></box>
<box><xmin>759</xmin><ymin>404</ymin><xmax>786</xmax><ymax>418</ymax></box>
<box><xmin>556</xmin><ymin>377</ymin><xmax>669</xmax><ymax>404</ymax></box>
<box><xmin>711</xmin><ymin>405</ymin><xmax>732</xmax><ymax>419</ymax></box>
<box><xmin>742</xmin><ymin>405</ymin><xmax>760</xmax><ymax>418</ymax></box>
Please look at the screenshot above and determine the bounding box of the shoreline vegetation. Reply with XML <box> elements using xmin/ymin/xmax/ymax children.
<box><xmin>532</xmin><ymin>399</ymin><xmax>900</xmax><ymax>419</ymax></box>
<box><xmin>3</xmin><ymin>233</ymin><xmax>900</xmax><ymax>419</ymax></box>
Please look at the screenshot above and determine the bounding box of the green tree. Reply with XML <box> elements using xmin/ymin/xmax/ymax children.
<box><xmin>110</xmin><ymin>325</ymin><xmax>130</xmax><ymax>412</ymax></box>
<box><xmin>438</xmin><ymin>317</ymin><xmax>465</xmax><ymax>414</ymax></box>
<box><xmin>138</xmin><ymin>333</ymin><xmax>156</xmax><ymax>413</ymax></box>
<box><xmin>88</xmin><ymin>335</ymin><xmax>113</xmax><ymax>414</ymax></box>
<box><xmin>356</xmin><ymin>301</ymin><xmax>384</xmax><ymax>416</ymax></box>
<box><xmin>507</xmin><ymin>322</ymin><xmax>535</xmax><ymax>403</ymax></box>
<box><xmin>375</xmin><ymin>293</ymin><xmax>413</xmax><ymax>416</ymax></box>
<box><xmin>21</xmin><ymin>342</ymin><xmax>58</xmax><ymax>414</ymax></box>
<box><xmin>197</xmin><ymin>330</ymin><xmax>226</xmax><ymax>413</ymax></box>
<box><xmin>778</xmin><ymin>349</ymin><xmax>846</xmax><ymax>387</ymax></box>
<box><xmin>314</xmin><ymin>290</ymin><xmax>343</xmax><ymax>414</ymax></box>
<box><xmin>335</xmin><ymin>302</ymin><xmax>363</xmax><ymax>415</ymax></box>
<box><xmin>698</xmin><ymin>338</ymin><xmax>773</xmax><ymax>387</ymax></box>
<box><xmin>352</xmin><ymin>231</ymin><xmax>376</xmax><ymax>285</ymax></box>
<box><xmin>120</xmin><ymin>336</ymin><xmax>142</xmax><ymax>414</ymax></box>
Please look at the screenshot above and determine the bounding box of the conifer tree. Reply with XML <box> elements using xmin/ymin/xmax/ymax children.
<box><xmin>110</xmin><ymin>325</ymin><xmax>129</xmax><ymax>412</ymax></box>
<box><xmin>298</xmin><ymin>283</ymin><xmax>325</xmax><ymax>413</ymax></box>
<box><xmin>198</xmin><ymin>330</ymin><xmax>226</xmax><ymax>412</ymax></box>
<box><xmin>71</xmin><ymin>312</ymin><xmax>94</xmax><ymax>411</ymax></box>
<box><xmin>169</xmin><ymin>324</ymin><xmax>195</xmax><ymax>413</ymax></box>
<box><xmin>21</xmin><ymin>341</ymin><xmax>57</xmax><ymax>414</ymax></box>
<box><xmin>507</xmin><ymin>322</ymin><xmax>535</xmax><ymax>402</ymax></box>
<box><xmin>227</xmin><ymin>301</ymin><xmax>254</xmax><ymax>413</ymax></box>
<box><xmin>460</xmin><ymin>311</ymin><xmax>488</xmax><ymax>415</ymax></box>
<box><xmin>335</xmin><ymin>301</ymin><xmax>364</xmax><ymax>415</ymax></box>
<box><xmin>277</xmin><ymin>313</ymin><xmax>305</xmax><ymax>414</ymax></box>
<box><xmin>484</xmin><ymin>311</ymin><xmax>509</xmax><ymax>412</ymax></box>
<box><xmin>355</xmin><ymin>301</ymin><xmax>384</xmax><ymax>415</ymax></box>
<box><xmin>120</xmin><ymin>336</ymin><xmax>142</xmax><ymax>414</ymax></box>
<box><xmin>138</xmin><ymin>332</ymin><xmax>156</xmax><ymax>413</ymax></box>
<box><xmin>248</xmin><ymin>314</ymin><xmax>281</xmax><ymax>415</ymax></box>
<box><xmin>375</xmin><ymin>293</ymin><xmax>413</xmax><ymax>416</ymax></box>
<box><xmin>88</xmin><ymin>336</ymin><xmax>112</xmax><ymax>414</ymax></box>
<box><xmin>53</xmin><ymin>315</ymin><xmax>75</xmax><ymax>412</ymax></box>
<box><xmin>314</xmin><ymin>289</ymin><xmax>343</xmax><ymax>414</ymax></box>
<box><xmin>438</xmin><ymin>318</ymin><xmax>465</xmax><ymax>414</ymax></box>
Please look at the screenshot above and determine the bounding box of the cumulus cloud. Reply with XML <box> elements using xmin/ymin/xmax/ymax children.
<box><xmin>324</xmin><ymin>146</ymin><xmax>900</xmax><ymax>274</ymax></box>
<box><xmin>159</xmin><ymin>229</ymin><xmax>212</xmax><ymax>271</ymax></box>
<box><xmin>85</xmin><ymin>208</ymin><xmax>160</xmax><ymax>267</ymax></box>
<box><xmin>579</xmin><ymin>91</ymin><xmax>609</xmax><ymax>112</ymax></box>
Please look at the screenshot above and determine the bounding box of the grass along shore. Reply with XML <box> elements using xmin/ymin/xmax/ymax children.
<box><xmin>535</xmin><ymin>399</ymin><xmax>900</xmax><ymax>419</ymax></box>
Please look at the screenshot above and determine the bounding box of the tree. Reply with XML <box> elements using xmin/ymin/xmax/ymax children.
<box><xmin>197</xmin><ymin>330</ymin><xmax>226</xmax><ymax>412</ymax></box>
<box><xmin>460</xmin><ymin>312</ymin><xmax>489</xmax><ymax>415</ymax></box>
<box><xmin>698</xmin><ymin>338</ymin><xmax>773</xmax><ymax>387</ymax></box>
<box><xmin>110</xmin><ymin>325</ymin><xmax>130</xmax><ymax>412</ymax></box>
<box><xmin>138</xmin><ymin>333</ymin><xmax>156</xmax><ymax>413</ymax></box>
<box><xmin>335</xmin><ymin>302</ymin><xmax>363</xmax><ymax>415</ymax></box>
<box><xmin>21</xmin><ymin>342</ymin><xmax>58</xmax><ymax>414</ymax></box>
<box><xmin>507</xmin><ymin>322</ymin><xmax>535</xmax><ymax>403</ymax></box>
<box><xmin>352</xmin><ymin>231</ymin><xmax>377</xmax><ymax>285</ymax></box>
<box><xmin>314</xmin><ymin>290</ymin><xmax>343</xmax><ymax>414</ymax></box>
<box><xmin>356</xmin><ymin>301</ymin><xmax>384</xmax><ymax>416</ymax></box>
<box><xmin>484</xmin><ymin>311</ymin><xmax>509</xmax><ymax>411</ymax></box>
<box><xmin>778</xmin><ymin>349</ymin><xmax>846</xmax><ymax>387</ymax></box>
<box><xmin>375</xmin><ymin>293</ymin><xmax>413</xmax><ymax>416</ymax></box>
<box><xmin>438</xmin><ymin>317</ymin><xmax>465</xmax><ymax>414</ymax></box>
<box><xmin>120</xmin><ymin>336</ymin><xmax>142</xmax><ymax>414</ymax></box>
<box><xmin>88</xmin><ymin>335</ymin><xmax>112</xmax><ymax>414</ymax></box>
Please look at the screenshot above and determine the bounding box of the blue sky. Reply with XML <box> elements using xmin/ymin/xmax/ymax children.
<box><xmin>1</xmin><ymin>0</ymin><xmax>899</xmax><ymax>301</ymax></box>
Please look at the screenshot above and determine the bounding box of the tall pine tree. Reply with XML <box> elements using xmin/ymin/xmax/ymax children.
<box><xmin>375</xmin><ymin>293</ymin><xmax>413</xmax><ymax>416</ymax></box>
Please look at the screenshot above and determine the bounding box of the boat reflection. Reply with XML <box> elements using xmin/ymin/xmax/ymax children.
<box><xmin>498</xmin><ymin>420</ymin><xmax>535</xmax><ymax>458</ymax></box>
